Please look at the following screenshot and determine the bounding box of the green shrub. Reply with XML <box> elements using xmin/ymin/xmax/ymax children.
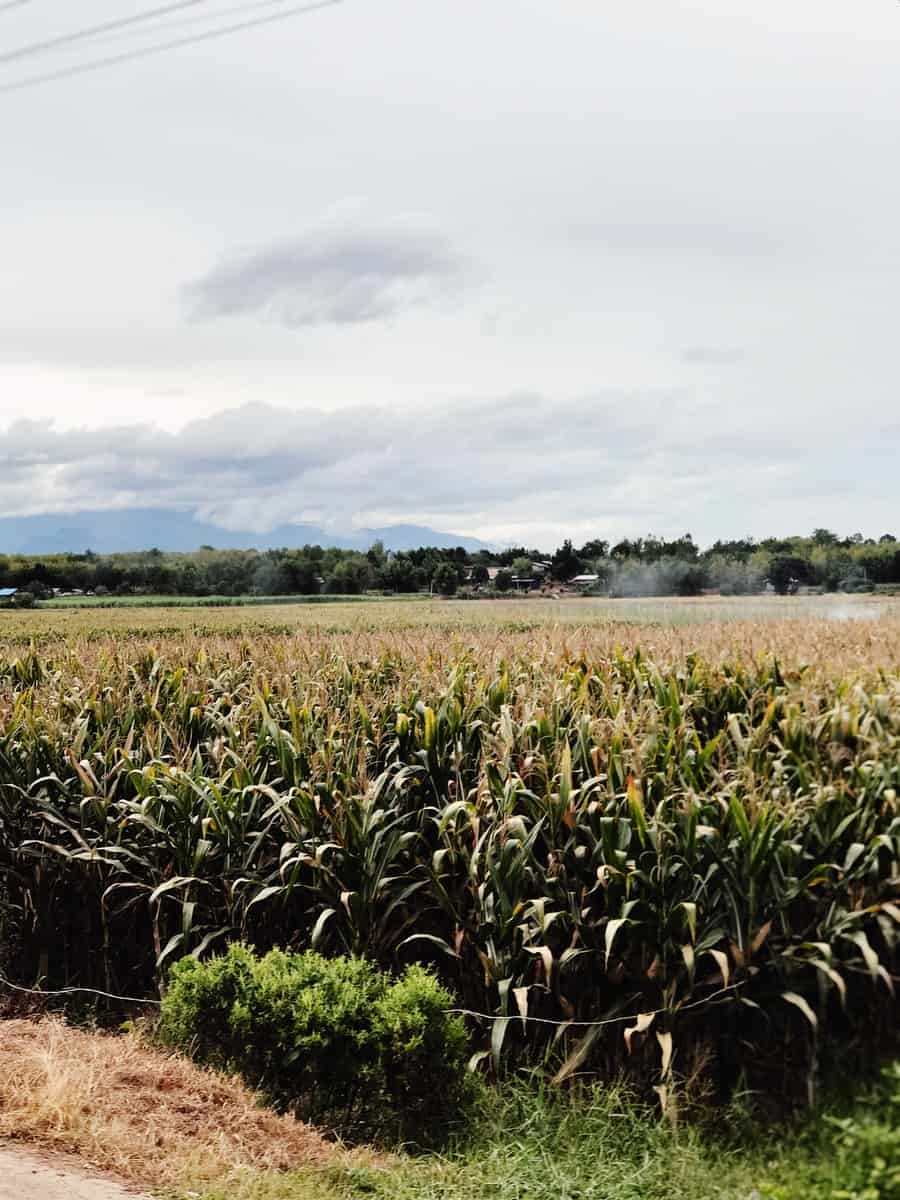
<box><xmin>372</xmin><ymin>964</ymin><xmax>470</xmax><ymax>1135</ymax></box>
<box><xmin>159</xmin><ymin>945</ymin><xmax>469</xmax><ymax>1146</ymax></box>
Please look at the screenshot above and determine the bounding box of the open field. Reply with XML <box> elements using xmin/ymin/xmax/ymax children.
<box><xmin>1</xmin><ymin>598</ymin><xmax>899</xmax><ymax>699</ymax></box>
<box><xmin>33</xmin><ymin>590</ymin><xmax>900</xmax><ymax>618</ymax></box>
<box><xmin>3</xmin><ymin>590</ymin><xmax>900</xmax><ymax>640</ymax></box>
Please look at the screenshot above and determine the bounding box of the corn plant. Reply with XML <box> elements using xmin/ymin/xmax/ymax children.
<box><xmin>0</xmin><ymin>617</ymin><xmax>898</xmax><ymax>1103</ymax></box>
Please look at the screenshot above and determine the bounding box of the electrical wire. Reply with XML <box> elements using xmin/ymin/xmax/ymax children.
<box><xmin>446</xmin><ymin>982</ymin><xmax>747</xmax><ymax>1028</ymax></box>
<box><xmin>1</xmin><ymin>1</ymin><xmax>223</xmax><ymax>66</ymax></box>
<box><xmin>73</xmin><ymin>0</ymin><xmax>307</xmax><ymax>50</ymax></box>
<box><xmin>0</xmin><ymin>0</ymin><xmax>342</xmax><ymax>93</ymax></box>
<box><xmin>0</xmin><ymin>0</ymin><xmax>34</xmax><ymax>12</ymax></box>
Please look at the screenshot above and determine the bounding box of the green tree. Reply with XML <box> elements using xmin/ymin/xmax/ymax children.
<box><xmin>325</xmin><ymin>556</ymin><xmax>372</xmax><ymax>595</ymax></box>
<box><xmin>769</xmin><ymin>554</ymin><xmax>807</xmax><ymax>594</ymax></box>
<box><xmin>812</xmin><ymin>528</ymin><xmax>839</xmax><ymax>546</ymax></box>
<box><xmin>551</xmin><ymin>539</ymin><xmax>581</xmax><ymax>581</ymax></box>
<box><xmin>432</xmin><ymin>562</ymin><xmax>459</xmax><ymax>595</ymax></box>
<box><xmin>279</xmin><ymin>552</ymin><xmax>321</xmax><ymax>594</ymax></box>
<box><xmin>380</xmin><ymin>555</ymin><xmax>423</xmax><ymax>593</ymax></box>
<box><xmin>494</xmin><ymin>568</ymin><xmax>513</xmax><ymax>592</ymax></box>
<box><xmin>366</xmin><ymin>540</ymin><xmax>387</xmax><ymax>569</ymax></box>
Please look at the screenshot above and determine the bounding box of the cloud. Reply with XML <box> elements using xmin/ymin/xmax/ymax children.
<box><xmin>181</xmin><ymin>217</ymin><xmax>475</xmax><ymax>329</ymax></box>
<box><xmin>681</xmin><ymin>346</ymin><xmax>747</xmax><ymax>365</ymax></box>
<box><xmin>0</xmin><ymin>403</ymin><xmax>378</xmax><ymax>530</ymax></box>
<box><xmin>1</xmin><ymin>391</ymin><xmax>887</xmax><ymax>546</ymax></box>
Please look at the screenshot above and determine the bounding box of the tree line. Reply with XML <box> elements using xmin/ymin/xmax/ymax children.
<box><xmin>0</xmin><ymin>528</ymin><xmax>898</xmax><ymax>601</ymax></box>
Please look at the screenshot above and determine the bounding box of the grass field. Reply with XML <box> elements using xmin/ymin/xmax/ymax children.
<box><xmin>30</xmin><ymin>590</ymin><xmax>900</xmax><ymax>620</ymax></box>
<box><xmin>4</xmin><ymin>591</ymin><xmax>900</xmax><ymax>641</ymax></box>
<box><xmin>2</xmin><ymin>595</ymin><xmax>898</xmax><ymax>1196</ymax></box>
<box><xmin>38</xmin><ymin>592</ymin><xmax>404</xmax><ymax>609</ymax></box>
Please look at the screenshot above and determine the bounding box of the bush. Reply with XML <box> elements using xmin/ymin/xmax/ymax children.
<box><xmin>159</xmin><ymin>945</ymin><xmax>469</xmax><ymax>1146</ymax></box>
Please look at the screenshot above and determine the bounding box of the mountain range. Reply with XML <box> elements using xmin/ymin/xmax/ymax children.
<box><xmin>0</xmin><ymin>509</ymin><xmax>494</xmax><ymax>556</ymax></box>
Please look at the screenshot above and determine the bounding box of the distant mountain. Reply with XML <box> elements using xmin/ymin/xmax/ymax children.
<box><xmin>0</xmin><ymin>509</ymin><xmax>494</xmax><ymax>556</ymax></box>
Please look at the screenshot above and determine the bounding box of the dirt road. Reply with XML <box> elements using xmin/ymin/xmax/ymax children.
<box><xmin>0</xmin><ymin>1145</ymin><xmax>153</xmax><ymax>1200</ymax></box>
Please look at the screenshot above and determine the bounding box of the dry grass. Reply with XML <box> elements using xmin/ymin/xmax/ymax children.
<box><xmin>0</xmin><ymin>1018</ymin><xmax>359</xmax><ymax>1194</ymax></box>
<box><xmin>2</xmin><ymin>590</ymin><xmax>898</xmax><ymax>636</ymax></box>
<box><xmin>3</xmin><ymin>598</ymin><xmax>900</xmax><ymax>699</ymax></box>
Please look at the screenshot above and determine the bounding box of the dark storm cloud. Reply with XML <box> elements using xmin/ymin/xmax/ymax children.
<box><xmin>181</xmin><ymin>221</ymin><xmax>475</xmax><ymax>328</ymax></box>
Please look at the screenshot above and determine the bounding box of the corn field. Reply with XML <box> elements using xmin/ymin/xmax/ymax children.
<box><xmin>1</xmin><ymin>607</ymin><xmax>899</xmax><ymax>1102</ymax></box>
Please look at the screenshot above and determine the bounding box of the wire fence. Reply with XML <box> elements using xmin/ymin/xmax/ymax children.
<box><xmin>1</xmin><ymin>971</ymin><xmax>745</xmax><ymax>1025</ymax></box>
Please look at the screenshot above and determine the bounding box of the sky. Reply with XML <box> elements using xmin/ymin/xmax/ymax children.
<box><xmin>1</xmin><ymin>0</ymin><xmax>898</xmax><ymax>549</ymax></box>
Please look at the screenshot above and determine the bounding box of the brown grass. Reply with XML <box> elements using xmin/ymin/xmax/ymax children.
<box><xmin>3</xmin><ymin>596</ymin><xmax>899</xmax><ymax>682</ymax></box>
<box><xmin>0</xmin><ymin>1018</ymin><xmax>360</xmax><ymax>1194</ymax></box>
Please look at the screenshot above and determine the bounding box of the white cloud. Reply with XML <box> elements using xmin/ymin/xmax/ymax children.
<box><xmin>0</xmin><ymin>395</ymin><xmax>894</xmax><ymax>545</ymax></box>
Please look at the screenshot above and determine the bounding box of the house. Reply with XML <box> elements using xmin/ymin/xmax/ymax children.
<box><xmin>0</xmin><ymin>587</ymin><xmax>17</xmax><ymax>598</ymax></box>
<box><xmin>570</xmin><ymin>574</ymin><xmax>600</xmax><ymax>589</ymax></box>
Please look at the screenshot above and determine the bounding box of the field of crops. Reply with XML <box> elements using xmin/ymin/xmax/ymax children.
<box><xmin>5</xmin><ymin>592</ymin><xmax>900</xmax><ymax>638</ymax></box>
<box><xmin>2</xmin><ymin>597</ymin><xmax>898</xmax><ymax>1106</ymax></box>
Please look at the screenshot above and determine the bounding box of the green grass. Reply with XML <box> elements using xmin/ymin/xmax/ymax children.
<box><xmin>183</xmin><ymin>1066</ymin><xmax>900</xmax><ymax>1200</ymax></box>
<box><xmin>38</xmin><ymin>593</ymin><xmax>411</xmax><ymax>609</ymax></box>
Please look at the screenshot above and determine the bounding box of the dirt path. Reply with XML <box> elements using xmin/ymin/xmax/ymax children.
<box><xmin>0</xmin><ymin>1145</ymin><xmax>153</xmax><ymax>1200</ymax></box>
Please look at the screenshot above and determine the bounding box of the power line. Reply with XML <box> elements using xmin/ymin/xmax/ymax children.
<box><xmin>0</xmin><ymin>0</ymin><xmax>34</xmax><ymax>11</ymax></box>
<box><xmin>0</xmin><ymin>0</ymin><xmax>343</xmax><ymax>93</ymax></box>
<box><xmin>0</xmin><ymin>0</ymin><xmax>221</xmax><ymax>65</ymax></box>
<box><xmin>79</xmin><ymin>0</ymin><xmax>307</xmax><ymax>49</ymax></box>
<box><xmin>446</xmin><ymin>982</ymin><xmax>747</xmax><ymax>1029</ymax></box>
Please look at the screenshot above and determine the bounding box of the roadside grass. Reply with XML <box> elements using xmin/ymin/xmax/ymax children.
<box><xmin>190</xmin><ymin>1069</ymin><xmax>900</xmax><ymax>1200</ymax></box>
<box><xmin>1</xmin><ymin>1019</ymin><xmax>897</xmax><ymax>1200</ymax></box>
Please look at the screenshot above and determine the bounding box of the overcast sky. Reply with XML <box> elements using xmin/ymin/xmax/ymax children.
<box><xmin>1</xmin><ymin>0</ymin><xmax>898</xmax><ymax>547</ymax></box>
